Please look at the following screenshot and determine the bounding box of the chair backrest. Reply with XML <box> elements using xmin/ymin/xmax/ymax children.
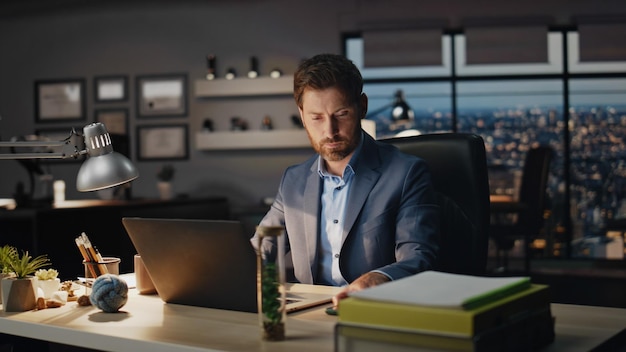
<box><xmin>517</xmin><ymin>146</ymin><xmax>554</xmax><ymax>235</ymax></box>
<box><xmin>382</xmin><ymin>133</ymin><xmax>491</xmax><ymax>275</ymax></box>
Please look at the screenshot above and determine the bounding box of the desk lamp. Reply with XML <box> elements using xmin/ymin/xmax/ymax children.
<box><xmin>365</xmin><ymin>89</ymin><xmax>417</xmax><ymax>137</ymax></box>
<box><xmin>366</xmin><ymin>90</ymin><xmax>415</xmax><ymax>122</ymax></box>
<box><xmin>0</xmin><ymin>122</ymin><xmax>139</xmax><ymax>192</ymax></box>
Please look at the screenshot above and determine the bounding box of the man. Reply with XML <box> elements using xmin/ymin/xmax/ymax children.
<box><xmin>252</xmin><ymin>53</ymin><xmax>439</xmax><ymax>307</ymax></box>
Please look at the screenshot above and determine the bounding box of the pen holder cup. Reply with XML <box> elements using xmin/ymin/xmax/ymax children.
<box><xmin>83</xmin><ymin>257</ymin><xmax>121</xmax><ymax>279</ymax></box>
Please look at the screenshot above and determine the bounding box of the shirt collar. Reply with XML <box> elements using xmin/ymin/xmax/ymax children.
<box><xmin>317</xmin><ymin>131</ymin><xmax>364</xmax><ymax>178</ymax></box>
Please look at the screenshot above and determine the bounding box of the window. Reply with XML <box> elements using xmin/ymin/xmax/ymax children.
<box><xmin>346</xmin><ymin>28</ymin><xmax>626</xmax><ymax>261</ymax></box>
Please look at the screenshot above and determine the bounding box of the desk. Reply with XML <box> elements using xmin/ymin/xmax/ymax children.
<box><xmin>0</xmin><ymin>284</ymin><xmax>341</xmax><ymax>352</ymax></box>
<box><xmin>0</xmin><ymin>283</ymin><xmax>624</xmax><ymax>351</ymax></box>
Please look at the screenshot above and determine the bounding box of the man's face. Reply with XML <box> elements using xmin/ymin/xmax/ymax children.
<box><xmin>299</xmin><ymin>87</ymin><xmax>364</xmax><ymax>162</ymax></box>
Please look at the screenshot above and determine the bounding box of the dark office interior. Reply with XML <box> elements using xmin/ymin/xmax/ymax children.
<box><xmin>1</xmin><ymin>0</ymin><xmax>625</xmax><ymax>314</ymax></box>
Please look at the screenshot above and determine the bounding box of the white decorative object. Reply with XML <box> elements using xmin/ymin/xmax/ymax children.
<box><xmin>157</xmin><ymin>181</ymin><xmax>172</xmax><ymax>200</ymax></box>
<box><xmin>37</xmin><ymin>278</ymin><xmax>61</xmax><ymax>300</ymax></box>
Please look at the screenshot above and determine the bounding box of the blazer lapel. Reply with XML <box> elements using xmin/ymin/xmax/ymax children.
<box><xmin>303</xmin><ymin>162</ymin><xmax>321</xmax><ymax>281</ymax></box>
<box><xmin>342</xmin><ymin>135</ymin><xmax>382</xmax><ymax>245</ymax></box>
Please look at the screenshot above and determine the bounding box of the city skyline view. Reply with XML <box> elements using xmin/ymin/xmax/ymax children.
<box><xmin>366</xmin><ymin>85</ymin><xmax>626</xmax><ymax>254</ymax></box>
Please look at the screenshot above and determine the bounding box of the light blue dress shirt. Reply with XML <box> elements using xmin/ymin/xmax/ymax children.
<box><xmin>316</xmin><ymin>134</ymin><xmax>363</xmax><ymax>286</ymax></box>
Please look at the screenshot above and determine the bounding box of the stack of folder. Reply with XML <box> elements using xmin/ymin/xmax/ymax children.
<box><xmin>335</xmin><ymin>271</ymin><xmax>555</xmax><ymax>352</ymax></box>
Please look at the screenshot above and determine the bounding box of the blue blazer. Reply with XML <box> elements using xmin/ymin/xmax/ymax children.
<box><xmin>253</xmin><ymin>132</ymin><xmax>440</xmax><ymax>285</ymax></box>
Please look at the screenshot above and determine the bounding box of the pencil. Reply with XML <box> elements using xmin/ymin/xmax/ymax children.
<box><xmin>81</xmin><ymin>232</ymin><xmax>108</xmax><ymax>276</ymax></box>
<box><xmin>75</xmin><ymin>237</ymin><xmax>97</xmax><ymax>278</ymax></box>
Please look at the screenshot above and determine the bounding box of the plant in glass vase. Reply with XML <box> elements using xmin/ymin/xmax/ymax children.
<box><xmin>256</xmin><ymin>226</ymin><xmax>286</xmax><ymax>341</ymax></box>
<box><xmin>2</xmin><ymin>251</ymin><xmax>50</xmax><ymax>311</ymax></box>
<box><xmin>260</xmin><ymin>262</ymin><xmax>284</xmax><ymax>340</ymax></box>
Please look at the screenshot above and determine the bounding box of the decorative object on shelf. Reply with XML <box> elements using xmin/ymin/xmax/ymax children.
<box><xmin>269</xmin><ymin>68</ymin><xmax>283</xmax><ymax>79</ymax></box>
<box><xmin>194</xmin><ymin>75</ymin><xmax>293</xmax><ymax>97</ymax></box>
<box><xmin>206</xmin><ymin>54</ymin><xmax>217</xmax><ymax>80</ymax></box>
<box><xmin>34</xmin><ymin>78</ymin><xmax>86</xmax><ymax>123</ymax></box>
<box><xmin>53</xmin><ymin>179</ymin><xmax>65</xmax><ymax>203</ymax></box>
<box><xmin>136</xmin><ymin>124</ymin><xmax>189</xmax><ymax>161</ymax></box>
<box><xmin>248</xmin><ymin>56</ymin><xmax>259</xmax><ymax>78</ymax></box>
<box><xmin>1</xmin><ymin>250</ymin><xmax>51</xmax><ymax>312</ymax></box>
<box><xmin>35</xmin><ymin>268</ymin><xmax>61</xmax><ymax>300</ymax></box>
<box><xmin>89</xmin><ymin>274</ymin><xmax>128</xmax><ymax>313</ymax></box>
<box><xmin>156</xmin><ymin>164</ymin><xmax>175</xmax><ymax>200</ymax></box>
<box><xmin>94</xmin><ymin>75</ymin><xmax>128</xmax><ymax>103</ymax></box>
<box><xmin>136</xmin><ymin>73</ymin><xmax>188</xmax><ymax>118</ymax></box>
<box><xmin>230</xmin><ymin>117</ymin><xmax>248</xmax><ymax>131</ymax></box>
<box><xmin>256</xmin><ymin>226</ymin><xmax>287</xmax><ymax>341</ymax></box>
<box><xmin>225</xmin><ymin>68</ymin><xmax>237</xmax><ymax>80</ymax></box>
<box><xmin>261</xmin><ymin>116</ymin><xmax>273</xmax><ymax>130</ymax></box>
<box><xmin>202</xmin><ymin>118</ymin><xmax>214</xmax><ymax>132</ymax></box>
<box><xmin>156</xmin><ymin>164</ymin><xmax>175</xmax><ymax>182</ymax></box>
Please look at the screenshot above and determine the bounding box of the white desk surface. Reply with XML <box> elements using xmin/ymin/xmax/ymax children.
<box><xmin>0</xmin><ymin>280</ymin><xmax>624</xmax><ymax>352</ymax></box>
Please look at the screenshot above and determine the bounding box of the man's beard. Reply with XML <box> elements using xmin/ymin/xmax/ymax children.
<box><xmin>308</xmin><ymin>131</ymin><xmax>360</xmax><ymax>162</ymax></box>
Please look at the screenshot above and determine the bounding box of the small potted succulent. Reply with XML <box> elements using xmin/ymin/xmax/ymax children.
<box><xmin>35</xmin><ymin>268</ymin><xmax>60</xmax><ymax>300</ymax></box>
<box><xmin>156</xmin><ymin>164</ymin><xmax>175</xmax><ymax>200</ymax></box>
<box><xmin>0</xmin><ymin>245</ymin><xmax>18</xmax><ymax>275</ymax></box>
<box><xmin>0</xmin><ymin>245</ymin><xmax>18</xmax><ymax>304</ymax></box>
<box><xmin>1</xmin><ymin>251</ymin><xmax>50</xmax><ymax>311</ymax></box>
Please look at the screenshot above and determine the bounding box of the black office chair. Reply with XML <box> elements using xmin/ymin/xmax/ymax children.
<box><xmin>382</xmin><ymin>133</ymin><xmax>491</xmax><ymax>276</ymax></box>
<box><xmin>490</xmin><ymin>145</ymin><xmax>554</xmax><ymax>274</ymax></box>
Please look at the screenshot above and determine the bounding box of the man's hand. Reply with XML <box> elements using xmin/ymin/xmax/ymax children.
<box><xmin>332</xmin><ymin>272</ymin><xmax>390</xmax><ymax>309</ymax></box>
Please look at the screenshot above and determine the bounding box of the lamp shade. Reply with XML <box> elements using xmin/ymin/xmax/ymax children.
<box><xmin>76</xmin><ymin>123</ymin><xmax>139</xmax><ymax>192</ymax></box>
<box><xmin>391</xmin><ymin>90</ymin><xmax>414</xmax><ymax>122</ymax></box>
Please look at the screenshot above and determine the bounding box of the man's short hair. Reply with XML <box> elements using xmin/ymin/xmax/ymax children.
<box><xmin>293</xmin><ymin>53</ymin><xmax>363</xmax><ymax>109</ymax></box>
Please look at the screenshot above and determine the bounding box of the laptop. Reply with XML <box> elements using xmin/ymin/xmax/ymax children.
<box><xmin>121</xmin><ymin>217</ymin><xmax>333</xmax><ymax>313</ymax></box>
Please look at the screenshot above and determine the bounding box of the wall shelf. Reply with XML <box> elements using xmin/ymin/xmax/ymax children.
<box><xmin>194</xmin><ymin>76</ymin><xmax>293</xmax><ymax>98</ymax></box>
<box><xmin>196</xmin><ymin>130</ymin><xmax>310</xmax><ymax>150</ymax></box>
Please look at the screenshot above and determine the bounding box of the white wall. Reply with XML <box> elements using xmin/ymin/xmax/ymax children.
<box><xmin>1</xmin><ymin>0</ymin><xmax>625</xmax><ymax>208</ymax></box>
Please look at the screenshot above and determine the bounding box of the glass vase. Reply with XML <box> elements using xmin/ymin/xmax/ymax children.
<box><xmin>256</xmin><ymin>226</ymin><xmax>286</xmax><ymax>341</ymax></box>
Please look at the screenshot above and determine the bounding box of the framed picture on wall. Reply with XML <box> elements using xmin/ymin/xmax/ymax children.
<box><xmin>35</xmin><ymin>79</ymin><xmax>86</xmax><ymax>123</ymax></box>
<box><xmin>95</xmin><ymin>108</ymin><xmax>129</xmax><ymax>135</ymax></box>
<box><xmin>136</xmin><ymin>73</ymin><xmax>187</xmax><ymax>118</ymax></box>
<box><xmin>94</xmin><ymin>75</ymin><xmax>128</xmax><ymax>103</ymax></box>
<box><xmin>136</xmin><ymin>124</ymin><xmax>188</xmax><ymax>160</ymax></box>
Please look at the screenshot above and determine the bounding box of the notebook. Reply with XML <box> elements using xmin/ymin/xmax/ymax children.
<box><xmin>121</xmin><ymin>217</ymin><xmax>333</xmax><ymax>313</ymax></box>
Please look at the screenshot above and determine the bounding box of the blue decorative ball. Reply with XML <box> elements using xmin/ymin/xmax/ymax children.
<box><xmin>89</xmin><ymin>274</ymin><xmax>128</xmax><ymax>313</ymax></box>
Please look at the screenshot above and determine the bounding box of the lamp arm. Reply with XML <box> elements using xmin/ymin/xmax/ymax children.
<box><xmin>0</xmin><ymin>152</ymin><xmax>66</xmax><ymax>160</ymax></box>
<box><xmin>0</xmin><ymin>140</ymin><xmax>66</xmax><ymax>148</ymax></box>
<box><xmin>0</xmin><ymin>130</ymin><xmax>85</xmax><ymax>160</ymax></box>
<box><xmin>365</xmin><ymin>101</ymin><xmax>394</xmax><ymax>118</ymax></box>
